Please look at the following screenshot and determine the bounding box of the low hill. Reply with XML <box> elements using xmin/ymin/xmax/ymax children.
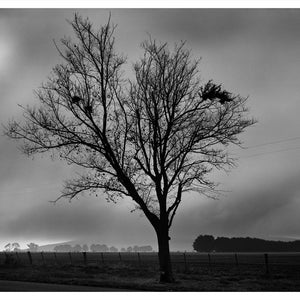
<box><xmin>37</xmin><ymin>241</ymin><xmax>74</xmax><ymax>252</ymax></box>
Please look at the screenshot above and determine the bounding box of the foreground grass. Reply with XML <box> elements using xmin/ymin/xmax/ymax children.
<box><xmin>0</xmin><ymin>262</ymin><xmax>299</xmax><ymax>291</ymax></box>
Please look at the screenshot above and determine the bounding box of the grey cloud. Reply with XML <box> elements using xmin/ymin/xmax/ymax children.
<box><xmin>148</xmin><ymin>9</ymin><xmax>250</xmax><ymax>45</ymax></box>
<box><xmin>5</xmin><ymin>199</ymin><xmax>113</xmax><ymax>240</ymax></box>
<box><xmin>2</xmin><ymin>195</ymin><xmax>157</xmax><ymax>248</ymax></box>
<box><xmin>172</xmin><ymin>170</ymin><xmax>300</xmax><ymax>245</ymax></box>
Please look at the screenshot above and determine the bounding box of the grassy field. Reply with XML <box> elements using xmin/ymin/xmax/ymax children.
<box><xmin>0</xmin><ymin>252</ymin><xmax>299</xmax><ymax>291</ymax></box>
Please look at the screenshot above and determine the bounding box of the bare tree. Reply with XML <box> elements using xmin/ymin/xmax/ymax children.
<box><xmin>4</xmin><ymin>14</ymin><xmax>255</xmax><ymax>282</ymax></box>
<box><xmin>109</xmin><ymin>246</ymin><xmax>118</xmax><ymax>252</ymax></box>
<box><xmin>27</xmin><ymin>242</ymin><xmax>39</xmax><ymax>252</ymax></box>
<box><xmin>12</xmin><ymin>242</ymin><xmax>20</xmax><ymax>252</ymax></box>
<box><xmin>72</xmin><ymin>244</ymin><xmax>82</xmax><ymax>252</ymax></box>
<box><xmin>4</xmin><ymin>243</ymin><xmax>11</xmax><ymax>252</ymax></box>
<box><xmin>82</xmin><ymin>244</ymin><xmax>89</xmax><ymax>252</ymax></box>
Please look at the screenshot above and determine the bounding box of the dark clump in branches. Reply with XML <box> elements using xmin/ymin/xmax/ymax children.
<box><xmin>201</xmin><ymin>80</ymin><xmax>235</xmax><ymax>104</ymax></box>
<box><xmin>71</xmin><ymin>95</ymin><xmax>82</xmax><ymax>103</ymax></box>
<box><xmin>4</xmin><ymin>14</ymin><xmax>256</xmax><ymax>283</ymax></box>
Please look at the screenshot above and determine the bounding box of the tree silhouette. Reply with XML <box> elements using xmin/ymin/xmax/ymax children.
<box><xmin>27</xmin><ymin>242</ymin><xmax>39</xmax><ymax>252</ymax></box>
<box><xmin>90</xmin><ymin>244</ymin><xmax>108</xmax><ymax>252</ymax></box>
<box><xmin>73</xmin><ymin>244</ymin><xmax>82</xmax><ymax>252</ymax></box>
<box><xmin>4</xmin><ymin>14</ymin><xmax>255</xmax><ymax>282</ymax></box>
<box><xmin>193</xmin><ymin>235</ymin><xmax>300</xmax><ymax>252</ymax></box>
<box><xmin>109</xmin><ymin>246</ymin><xmax>118</xmax><ymax>252</ymax></box>
<box><xmin>53</xmin><ymin>244</ymin><xmax>72</xmax><ymax>252</ymax></box>
<box><xmin>11</xmin><ymin>242</ymin><xmax>20</xmax><ymax>252</ymax></box>
<box><xmin>4</xmin><ymin>243</ymin><xmax>11</xmax><ymax>252</ymax></box>
<box><xmin>193</xmin><ymin>235</ymin><xmax>215</xmax><ymax>252</ymax></box>
<box><xmin>82</xmin><ymin>244</ymin><xmax>89</xmax><ymax>252</ymax></box>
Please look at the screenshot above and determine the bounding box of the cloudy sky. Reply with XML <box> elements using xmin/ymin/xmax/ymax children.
<box><xmin>1</xmin><ymin>9</ymin><xmax>300</xmax><ymax>251</ymax></box>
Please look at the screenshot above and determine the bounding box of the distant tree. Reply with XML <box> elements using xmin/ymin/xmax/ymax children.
<box><xmin>139</xmin><ymin>245</ymin><xmax>153</xmax><ymax>252</ymax></box>
<box><xmin>4</xmin><ymin>243</ymin><xmax>11</xmax><ymax>252</ymax></box>
<box><xmin>82</xmin><ymin>244</ymin><xmax>89</xmax><ymax>252</ymax></box>
<box><xmin>27</xmin><ymin>243</ymin><xmax>39</xmax><ymax>252</ymax></box>
<box><xmin>12</xmin><ymin>242</ymin><xmax>20</xmax><ymax>252</ymax></box>
<box><xmin>121</xmin><ymin>247</ymin><xmax>126</xmax><ymax>252</ymax></box>
<box><xmin>54</xmin><ymin>244</ymin><xmax>73</xmax><ymax>252</ymax></box>
<box><xmin>90</xmin><ymin>244</ymin><xmax>96</xmax><ymax>252</ymax></box>
<box><xmin>64</xmin><ymin>244</ymin><xmax>73</xmax><ymax>252</ymax></box>
<box><xmin>133</xmin><ymin>246</ymin><xmax>139</xmax><ymax>252</ymax></box>
<box><xmin>214</xmin><ymin>237</ymin><xmax>231</xmax><ymax>252</ymax></box>
<box><xmin>127</xmin><ymin>246</ymin><xmax>133</xmax><ymax>252</ymax></box>
<box><xmin>73</xmin><ymin>244</ymin><xmax>82</xmax><ymax>252</ymax></box>
<box><xmin>4</xmin><ymin>14</ymin><xmax>255</xmax><ymax>282</ymax></box>
<box><xmin>90</xmin><ymin>244</ymin><xmax>108</xmax><ymax>252</ymax></box>
<box><xmin>100</xmin><ymin>244</ymin><xmax>109</xmax><ymax>252</ymax></box>
<box><xmin>109</xmin><ymin>246</ymin><xmax>118</xmax><ymax>252</ymax></box>
<box><xmin>193</xmin><ymin>235</ymin><xmax>215</xmax><ymax>252</ymax></box>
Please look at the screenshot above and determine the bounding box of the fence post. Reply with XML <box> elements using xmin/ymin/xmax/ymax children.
<box><xmin>119</xmin><ymin>252</ymin><xmax>122</xmax><ymax>262</ymax></box>
<box><xmin>27</xmin><ymin>251</ymin><xmax>33</xmax><ymax>265</ymax></box>
<box><xmin>83</xmin><ymin>251</ymin><xmax>87</xmax><ymax>265</ymax></box>
<box><xmin>208</xmin><ymin>253</ymin><xmax>212</xmax><ymax>269</ymax></box>
<box><xmin>235</xmin><ymin>253</ymin><xmax>239</xmax><ymax>267</ymax></box>
<box><xmin>41</xmin><ymin>252</ymin><xmax>45</xmax><ymax>265</ymax></box>
<box><xmin>101</xmin><ymin>252</ymin><xmax>104</xmax><ymax>264</ymax></box>
<box><xmin>54</xmin><ymin>252</ymin><xmax>58</xmax><ymax>264</ymax></box>
<box><xmin>68</xmin><ymin>252</ymin><xmax>73</xmax><ymax>265</ymax></box>
<box><xmin>137</xmin><ymin>252</ymin><xmax>141</xmax><ymax>266</ymax></box>
<box><xmin>183</xmin><ymin>252</ymin><xmax>188</xmax><ymax>272</ymax></box>
<box><xmin>264</xmin><ymin>253</ymin><xmax>270</xmax><ymax>275</ymax></box>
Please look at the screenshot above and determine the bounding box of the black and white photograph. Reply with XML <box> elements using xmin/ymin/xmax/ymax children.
<box><xmin>0</xmin><ymin>2</ymin><xmax>300</xmax><ymax>293</ymax></box>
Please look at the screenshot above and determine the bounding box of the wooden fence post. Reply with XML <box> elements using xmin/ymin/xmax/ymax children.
<box><xmin>54</xmin><ymin>252</ymin><xmax>58</xmax><ymax>264</ymax></box>
<box><xmin>101</xmin><ymin>252</ymin><xmax>104</xmax><ymax>264</ymax></box>
<box><xmin>119</xmin><ymin>252</ymin><xmax>122</xmax><ymax>262</ymax></box>
<box><xmin>138</xmin><ymin>252</ymin><xmax>141</xmax><ymax>266</ymax></box>
<box><xmin>41</xmin><ymin>252</ymin><xmax>45</xmax><ymax>265</ymax></box>
<box><xmin>68</xmin><ymin>252</ymin><xmax>73</xmax><ymax>265</ymax></box>
<box><xmin>235</xmin><ymin>253</ymin><xmax>239</xmax><ymax>267</ymax></box>
<box><xmin>27</xmin><ymin>251</ymin><xmax>33</xmax><ymax>265</ymax></box>
<box><xmin>83</xmin><ymin>251</ymin><xmax>87</xmax><ymax>265</ymax></box>
<box><xmin>183</xmin><ymin>252</ymin><xmax>188</xmax><ymax>272</ymax></box>
<box><xmin>264</xmin><ymin>253</ymin><xmax>270</xmax><ymax>275</ymax></box>
<box><xmin>208</xmin><ymin>253</ymin><xmax>212</xmax><ymax>269</ymax></box>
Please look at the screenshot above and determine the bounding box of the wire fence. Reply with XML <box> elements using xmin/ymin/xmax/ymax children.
<box><xmin>1</xmin><ymin>251</ymin><xmax>300</xmax><ymax>275</ymax></box>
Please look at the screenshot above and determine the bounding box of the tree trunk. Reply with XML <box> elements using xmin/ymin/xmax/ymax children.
<box><xmin>156</xmin><ymin>223</ymin><xmax>174</xmax><ymax>283</ymax></box>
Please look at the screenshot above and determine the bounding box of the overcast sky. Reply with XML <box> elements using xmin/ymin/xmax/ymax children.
<box><xmin>1</xmin><ymin>9</ymin><xmax>300</xmax><ymax>251</ymax></box>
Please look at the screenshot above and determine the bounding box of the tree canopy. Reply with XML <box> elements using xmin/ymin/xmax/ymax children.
<box><xmin>193</xmin><ymin>235</ymin><xmax>300</xmax><ymax>252</ymax></box>
<box><xmin>4</xmin><ymin>14</ymin><xmax>255</xmax><ymax>282</ymax></box>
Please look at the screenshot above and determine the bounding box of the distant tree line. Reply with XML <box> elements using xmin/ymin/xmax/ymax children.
<box><xmin>126</xmin><ymin>245</ymin><xmax>153</xmax><ymax>252</ymax></box>
<box><xmin>54</xmin><ymin>244</ymin><xmax>88</xmax><ymax>252</ymax></box>
<box><xmin>3</xmin><ymin>242</ymin><xmax>40</xmax><ymax>252</ymax></box>
<box><xmin>193</xmin><ymin>235</ymin><xmax>300</xmax><ymax>252</ymax></box>
<box><xmin>53</xmin><ymin>244</ymin><xmax>153</xmax><ymax>252</ymax></box>
<box><xmin>3</xmin><ymin>242</ymin><xmax>153</xmax><ymax>253</ymax></box>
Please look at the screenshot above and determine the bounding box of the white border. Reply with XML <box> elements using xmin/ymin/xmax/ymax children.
<box><xmin>1</xmin><ymin>0</ymin><xmax>300</xmax><ymax>9</ymax></box>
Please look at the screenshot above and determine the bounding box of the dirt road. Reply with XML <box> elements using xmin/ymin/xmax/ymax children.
<box><xmin>0</xmin><ymin>280</ymin><xmax>131</xmax><ymax>291</ymax></box>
